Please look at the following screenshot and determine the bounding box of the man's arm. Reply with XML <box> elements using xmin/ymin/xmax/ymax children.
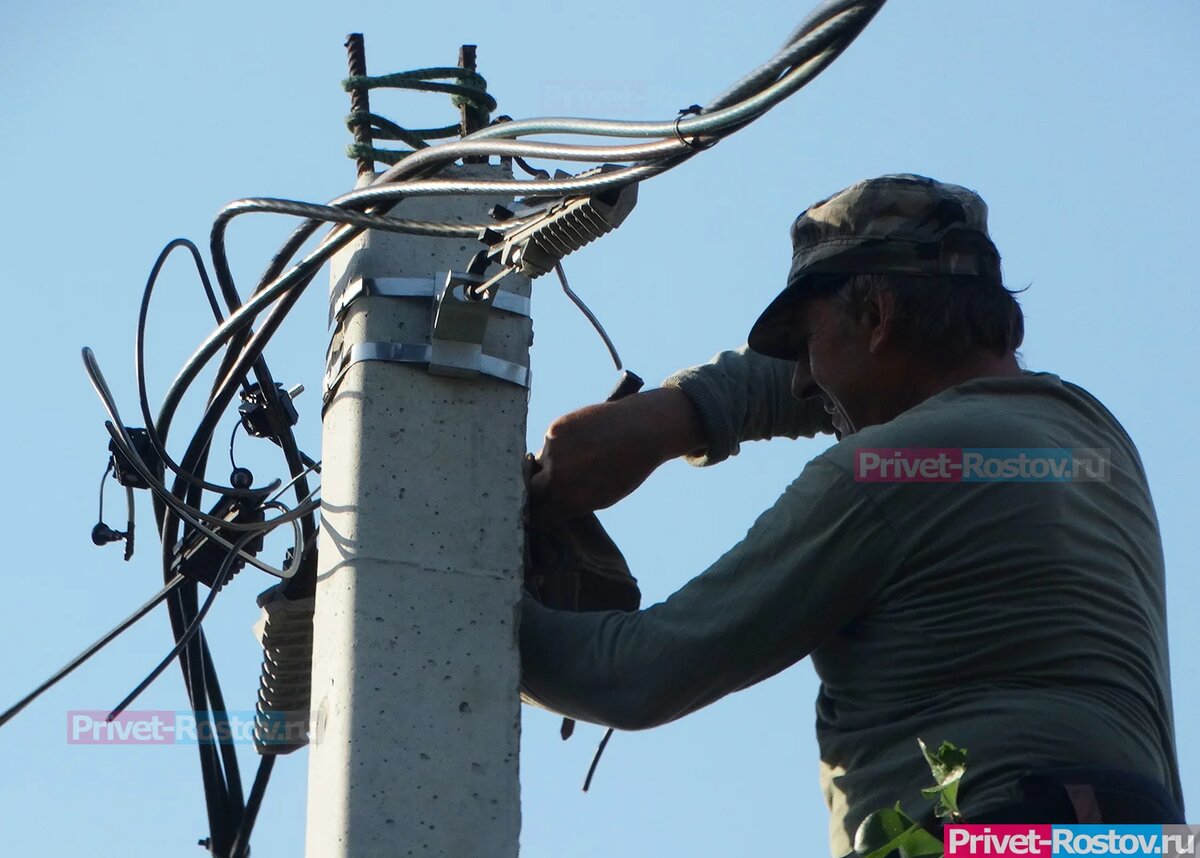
<box><xmin>662</xmin><ymin>345</ymin><xmax>832</xmax><ymax>466</ymax></box>
<box><xmin>520</xmin><ymin>456</ymin><xmax>899</xmax><ymax>730</ymax></box>
<box><xmin>532</xmin><ymin>347</ymin><xmax>832</xmax><ymax>518</ymax></box>
<box><xmin>531</xmin><ymin>386</ymin><xmax>705</xmax><ymax>520</ymax></box>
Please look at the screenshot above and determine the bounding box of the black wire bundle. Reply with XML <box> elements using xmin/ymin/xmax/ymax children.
<box><xmin>138</xmin><ymin>240</ymin><xmax>318</xmax><ymax>857</ymax></box>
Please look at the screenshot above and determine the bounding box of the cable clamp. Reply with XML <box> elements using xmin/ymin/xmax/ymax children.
<box><xmin>485</xmin><ymin>165</ymin><xmax>639</xmax><ymax>278</ymax></box>
<box><xmin>673</xmin><ymin>104</ymin><xmax>714</xmax><ymax>151</ymax></box>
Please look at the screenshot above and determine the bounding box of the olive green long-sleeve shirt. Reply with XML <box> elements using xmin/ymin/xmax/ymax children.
<box><xmin>520</xmin><ymin>348</ymin><xmax>1181</xmax><ymax>856</ymax></box>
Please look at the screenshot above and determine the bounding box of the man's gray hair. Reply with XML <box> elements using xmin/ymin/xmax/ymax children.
<box><xmin>828</xmin><ymin>273</ymin><xmax>1025</xmax><ymax>364</ymax></box>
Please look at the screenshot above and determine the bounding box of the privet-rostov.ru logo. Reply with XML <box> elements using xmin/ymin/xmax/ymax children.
<box><xmin>944</xmin><ymin>824</ymin><xmax>1200</xmax><ymax>857</ymax></box>
<box><xmin>66</xmin><ymin>710</ymin><xmax>315</xmax><ymax>745</ymax></box>
<box><xmin>855</xmin><ymin>448</ymin><xmax>1111</xmax><ymax>483</ymax></box>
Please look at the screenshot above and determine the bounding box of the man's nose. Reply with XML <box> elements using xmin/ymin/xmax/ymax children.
<box><xmin>791</xmin><ymin>362</ymin><xmax>820</xmax><ymax>401</ymax></box>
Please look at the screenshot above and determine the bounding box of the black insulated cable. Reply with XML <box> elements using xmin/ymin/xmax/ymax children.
<box><xmin>0</xmin><ymin>574</ymin><xmax>187</xmax><ymax>729</ymax></box>
<box><xmin>107</xmin><ymin>530</ymin><xmax>255</xmax><ymax>721</ymax></box>
<box><xmin>134</xmin><ymin>239</ymin><xmax>266</xmax><ymax>499</ymax></box>
<box><xmin>229</xmin><ymin>756</ymin><xmax>276</xmax><ymax>858</ymax></box>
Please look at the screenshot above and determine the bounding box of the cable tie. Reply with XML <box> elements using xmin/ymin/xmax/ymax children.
<box><xmin>673</xmin><ymin>105</ymin><xmax>713</xmax><ymax>151</ymax></box>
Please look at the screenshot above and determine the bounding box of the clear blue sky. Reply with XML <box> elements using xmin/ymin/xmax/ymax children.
<box><xmin>1</xmin><ymin>1</ymin><xmax>1196</xmax><ymax>855</ymax></box>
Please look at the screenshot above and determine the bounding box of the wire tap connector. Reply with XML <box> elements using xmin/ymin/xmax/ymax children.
<box><xmin>239</xmin><ymin>383</ymin><xmax>304</xmax><ymax>444</ymax></box>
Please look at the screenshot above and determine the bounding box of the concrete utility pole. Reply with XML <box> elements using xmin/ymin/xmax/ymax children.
<box><xmin>307</xmin><ymin>172</ymin><xmax>530</xmax><ymax>858</ymax></box>
<box><xmin>306</xmin><ymin>42</ymin><xmax>529</xmax><ymax>858</ymax></box>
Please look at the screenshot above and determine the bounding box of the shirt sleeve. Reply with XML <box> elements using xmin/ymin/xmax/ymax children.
<box><xmin>519</xmin><ymin>456</ymin><xmax>901</xmax><ymax>730</ymax></box>
<box><xmin>662</xmin><ymin>345</ymin><xmax>833</xmax><ymax>466</ymax></box>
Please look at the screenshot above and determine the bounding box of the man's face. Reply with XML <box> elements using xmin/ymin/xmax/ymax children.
<box><xmin>789</xmin><ymin>296</ymin><xmax>878</xmax><ymax>437</ymax></box>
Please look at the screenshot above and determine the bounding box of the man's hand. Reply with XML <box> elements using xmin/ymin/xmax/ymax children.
<box><xmin>530</xmin><ymin>388</ymin><xmax>706</xmax><ymax>521</ymax></box>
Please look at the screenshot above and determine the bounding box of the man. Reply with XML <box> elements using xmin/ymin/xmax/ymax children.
<box><xmin>519</xmin><ymin>174</ymin><xmax>1184</xmax><ymax>855</ymax></box>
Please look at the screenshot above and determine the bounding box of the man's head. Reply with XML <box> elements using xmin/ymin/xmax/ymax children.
<box><xmin>749</xmin><ymin>174</ymin><xmax>1025</xmax><ymax>435</ymax></box>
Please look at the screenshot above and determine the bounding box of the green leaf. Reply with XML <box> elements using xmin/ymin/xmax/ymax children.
<box><xmin>854</xmin><ymin>808</ymin><xmax>945</xmax><ymax>858</ymax></box>
<box><xmin>855</xmin><ymin>808</ymin><xmax>916</xmax><ymax>858</ymax></box>
<box><xmin>853</xmin><ymin>739</ymin><xmax>968</xmax><ymax>856</ymax></box>
<box><xmin>917</xmin><ymin>738</ymin><xmax>967</xmax><ymax>820</ymax></box>
<box><xmin>918</xmin><ymin>738</ymin><xmax>968</xmax><ymax>781</ymax></box>
<box><xmin>920</xmin><ymin>779</ymin><xmax>961</xmax><ymax>818</ymax></box>
<box><xmin>902</xmin><ymin>830</ymin><xmax>945</xmax><ymax>858</ymax></box>
<box><xmin>897</xmin><ymin>828</ymin><xmax>946</xmax><ymax>857</ymax></box>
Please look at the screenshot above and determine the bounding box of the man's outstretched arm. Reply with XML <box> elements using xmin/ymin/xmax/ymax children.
<box><xmin>531</xmin><ymin>347</ymin><xmax>832</xmax><ymax>518</ymax></box>
<box><xmin>662</xmin><ymin>345</ymin><xmax>832</xmax><ymax>466</ymax></box>
<box><xmin>531</xmin><ymin>387</ymin><xmax>705</xmax><ymax>520</ymax></box>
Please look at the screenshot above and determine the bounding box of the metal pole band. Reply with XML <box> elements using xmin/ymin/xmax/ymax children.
<box><xmin>323</xmin><ymin>341</ymin><xmax>530</xmax><ymax>403</ymax></box>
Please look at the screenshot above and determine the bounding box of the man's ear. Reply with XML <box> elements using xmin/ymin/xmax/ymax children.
<box><xmin>864</xmin><ymin>289</ymin><xmax>896</xmax><ymax>354</ymax></box>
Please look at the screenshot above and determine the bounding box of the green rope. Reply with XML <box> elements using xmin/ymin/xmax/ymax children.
<box><xmin>342</xmin><ymin>68</ymin><xmax>497</xmax><ymax>112</ymax></box>
<box><xmin>345</xmin><ymin>143</ymin><xmax>418</xmax><ymax>166</ymax></box>
<box><xmin>345</xmin><ymin>112</ymin><xmax>458</xmax><ymax>144</ymax></box>
<box><xmin>342</xmin><ymin>66</ymin><xmax>497</xmax><ymax>166</ymax></box>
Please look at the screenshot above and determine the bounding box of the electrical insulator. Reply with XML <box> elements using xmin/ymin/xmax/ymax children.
<box><xmin>251</xmin><ymin>580</ymin><xmax>315</xmax><ymax>755</ymax></box>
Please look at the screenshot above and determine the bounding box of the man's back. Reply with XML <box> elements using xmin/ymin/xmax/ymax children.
<box><xmin>814</xmin><ymin>372</ymin><xmax>1179</xmax><ymax>853</ymax></box>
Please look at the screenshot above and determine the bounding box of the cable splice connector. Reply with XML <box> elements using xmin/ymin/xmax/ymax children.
<box><xmin>486</xmin><ymin>165</ymin><xmax>638</xmax><ymax>278</ymax></box>
<box><xmin>170</xmin><ymin>496</ymin><xmax>265</xmax><ymax>589</ymax></box>
<box><xmin>109</xmin><ymin>428</ymin><xmax>158</xmax><ymax>490</ymax></box>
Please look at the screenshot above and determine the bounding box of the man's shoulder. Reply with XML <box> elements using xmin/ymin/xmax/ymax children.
<box><xmin>820</xmin><ymin>372</ymin><xmax>1134</xmax><ymax>474</ymax></box>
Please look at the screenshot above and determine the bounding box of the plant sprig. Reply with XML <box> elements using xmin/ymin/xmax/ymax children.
<box><xmin>853</xmin><ymin>739</ymin><xmax>967</xmax><ymax>858</ymax></box>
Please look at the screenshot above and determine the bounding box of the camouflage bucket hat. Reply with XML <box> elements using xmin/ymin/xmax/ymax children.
<box><xmin>747</xmin><ymin>173</ymin><xmax>1002</xmax><ymax>360</ymax></box>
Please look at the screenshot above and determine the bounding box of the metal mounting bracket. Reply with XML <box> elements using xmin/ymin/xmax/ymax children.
<box><xmin>323</xmin><ymin>271</ymin><xmax>531</xmax><ymax>403</ymax></box>
<box><xmin>430</xmin><ymin>270</ymin><xmax>499</xmax><ymax>380</ymax></box>
<box><xmin>328</xmin><ymin>273</ymin><xmax>530</xmax><ymax>326</ymax></box>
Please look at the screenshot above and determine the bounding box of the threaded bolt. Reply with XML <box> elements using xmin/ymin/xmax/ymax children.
<box><xmin>345</xmin><ymin>33</ymin><xmax>374</xmax><ymax>178</ymax></box>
